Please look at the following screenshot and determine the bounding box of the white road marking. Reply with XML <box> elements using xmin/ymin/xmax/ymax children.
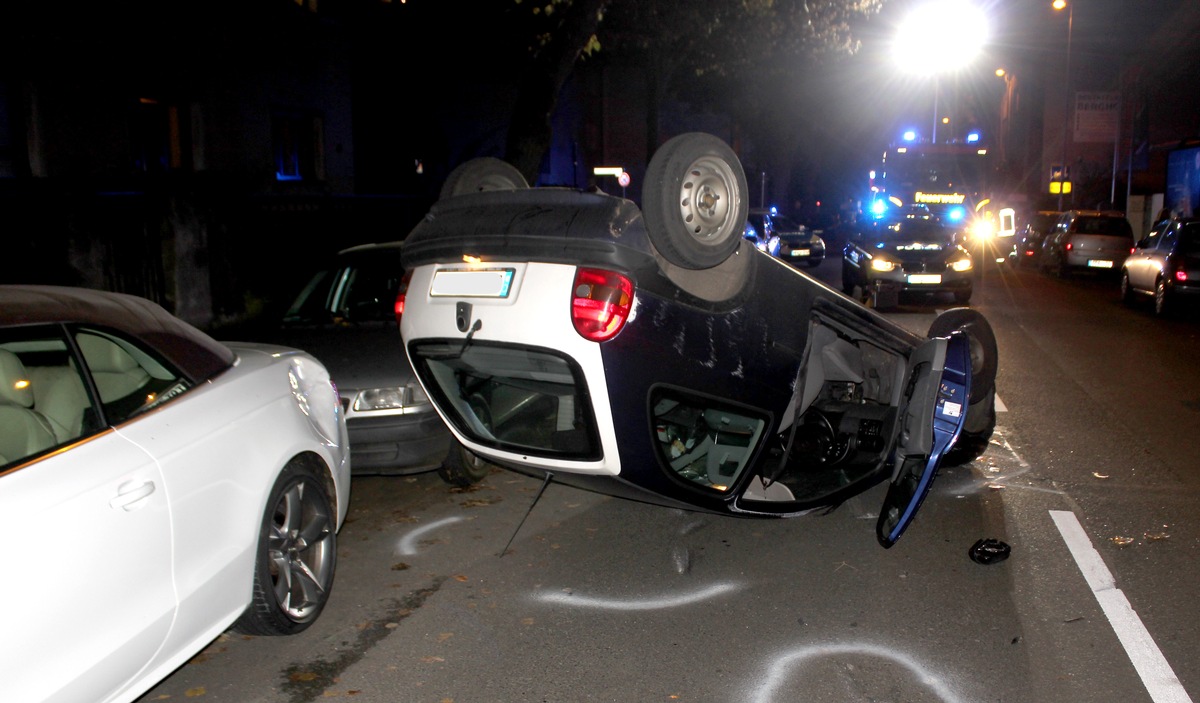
<box><xmin>1050</xmin><ymin>510</ymin><xmax>1192</xmax><ymax>703</ymax></box>
<box><xmin>994</xmin><ymin>393</ymin><xmax>1007</xmax><ymax>412</ymax></box>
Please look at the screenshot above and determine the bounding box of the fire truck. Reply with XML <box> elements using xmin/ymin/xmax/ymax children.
<box><xmin>867</xmin><ymin>140</ymin><xmax>996</xmax><ymax>242</ymax></box>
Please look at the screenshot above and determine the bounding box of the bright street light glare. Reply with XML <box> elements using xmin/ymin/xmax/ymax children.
<box><xmin>893</xmin><ymin>1</ymin><xmax>990</xmax><ymax>75</ymax></box>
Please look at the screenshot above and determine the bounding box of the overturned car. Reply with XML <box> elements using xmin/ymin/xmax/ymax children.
<box><xmin>398</xmin><ymin>133</ymin><xmax>997</xmax><ymax>548</ymax></box>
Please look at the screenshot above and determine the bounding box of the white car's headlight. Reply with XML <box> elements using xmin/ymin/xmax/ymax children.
<box><xmin>950</xmin><ymin>257</ymin><xmax>974</xmax><ymax>272</ymax></box>
<box><xmin>870</xmin><ymin>258</ymin><xmax>897</xmax><ymax>273</ymax></box>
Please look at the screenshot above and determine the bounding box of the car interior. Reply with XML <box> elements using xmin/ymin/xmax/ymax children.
<box><xmin>0</xmin><ymin>329</ymin><xmax>188</xmax><ymax>469</ymax></box>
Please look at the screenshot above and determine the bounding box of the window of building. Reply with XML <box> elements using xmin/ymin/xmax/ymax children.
<box><xmin>272</xmin><ymin>110</ymin><xmax>324</xmax><ymax>182</ymax></box>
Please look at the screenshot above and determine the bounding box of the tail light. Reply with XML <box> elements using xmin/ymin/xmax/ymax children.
<box><xmin>1176</xmin><ymin>270</ymin><xmax>1188</xmax><ymax>282</ymax></box>
<box><xmin>395</xmin><ymin>269</ymin><xmax>414</xmax><ymax>325</ymax></box>
<box><xmin>1064</xmin><ymin>242</ymin><xmax>1073</xmax><ymax>252</ymax></box>
<box><xmin>571</xmin><ymin>267</ymin><xmax>633</xmax><ymax>342</ymax></box>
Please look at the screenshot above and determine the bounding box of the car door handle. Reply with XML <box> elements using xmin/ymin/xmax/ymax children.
<box><xmin>109</xmin><ymin>480</ymin><xmax>156</xmax><ymax>511</ymax></box>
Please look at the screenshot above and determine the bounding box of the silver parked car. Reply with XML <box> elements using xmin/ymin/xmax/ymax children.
<box><xmin>1121</xmin><ymin>217</ymin><xmax>1200</xmax><ymax>315</ymax></box>
<box><xmin>1039</xmin><ymin>210</ymin><xmax>1134</xmax><ymax>276</ymax></box>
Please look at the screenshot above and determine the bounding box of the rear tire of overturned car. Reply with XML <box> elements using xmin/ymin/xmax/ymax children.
<box><xmin>928</xmin><ymin>308</ymin><xmax>998</xmax><ymax>467</ymax></box>
<box><xmin>438</xmin><ymin>442</ymin><xmax>493</xmax><ymax>486</ymax></box>
<box><xmin>439</xmin><ymin>157</ymin><xmax>530</xmax><ymax>200</ymax></box>
<box><xmin>927</xmin><ymin>307</ymin><xmax>997</xmax><ymax>402</ymax></box>
<box><xmin>643</xmin><ymin>132</ymin><xmax>749</xmax><ymax>270</ymax></box>
<box><xmin>233</xmin><ymin>460</ymin><xmax>337</xmax><ymax>637</ymax></box>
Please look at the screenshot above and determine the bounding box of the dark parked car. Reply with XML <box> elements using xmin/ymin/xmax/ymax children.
<box><xmin>1039</xmin><ymin>210</ymin><xmax>1134</xmax><ymax>276</ymax></box>
<box><xmin>1121</xmin><ymin>217</ymin><xmax>1200</xmax><ymax>315</ymax></box>
<box><xmin>397</xmin><ymin>132</ymin><xmax>999</xmax><ymax>549</ymax></box>
<box><xmin>841</xmin><ymin>217</ymin><xmax>975</xmax><ymax>307</ymax></box>
<box><xmin>744</xmin><ymin>208</ymin><xmax>781</xmax><ymax>257</ymax></box>
<box><xmin>237</xmin><ymin>241</ymin><xmax>490</xmax><ymax>485</ymax></box>
<box><xmin>1009</xmin><ymin>210</ymin><xmax>1062</xmax><ymax>267</ymax></box>
<box><xmin>773</xmin><ymin>212</ymin><xmax>827</xmax><ymax>268</ymax></box>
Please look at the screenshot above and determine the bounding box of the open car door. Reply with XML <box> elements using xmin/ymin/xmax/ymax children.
<box><xmin>876</xmin><ymin>331</ymin><xmax>971</xmax><ymax>548</ymax></box>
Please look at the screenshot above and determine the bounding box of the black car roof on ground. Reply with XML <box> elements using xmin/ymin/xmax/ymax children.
<box><xmin>0</xmin><ymin>285</ymin><xmax>236</xmax><ymax>382</ymax></box>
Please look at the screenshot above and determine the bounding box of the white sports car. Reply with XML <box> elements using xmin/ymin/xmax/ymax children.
<box><xmin>0</xmin><ymin>285</ymin><xmax>351</xmax><ymax>703</ymax></box>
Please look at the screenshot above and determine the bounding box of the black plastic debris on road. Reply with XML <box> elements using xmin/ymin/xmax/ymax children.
<box><xmin>969</xmin><ymin>538</ymin><xmax>1011</xmax><ymax>565</ymax></box>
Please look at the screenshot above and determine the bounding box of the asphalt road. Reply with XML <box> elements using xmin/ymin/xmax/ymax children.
<box><xmin>136</xmin><ymin>241</ymin><xmax>1199</xmax><ymax>703</ymax></box>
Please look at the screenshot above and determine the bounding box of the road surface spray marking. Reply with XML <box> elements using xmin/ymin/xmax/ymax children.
<box><xmin>533</xmin><ymin>582</ymin><xmax>742</xmax><ymax>610</ymax></box>
<box><xmin>747</xmin><ymin>642</ymin><xmax>964</xmax><ymax>703</ymax></box>
<box><xmin>396</xmin><ymin>516</ymin><xmax>465</xmax><ymax>555</ymax></box>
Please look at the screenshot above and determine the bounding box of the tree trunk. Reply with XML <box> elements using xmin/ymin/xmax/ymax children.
<box><xmin>505</xmin><ymin>0</ymin><xmax>612</xmax><ymax>183</ymax></box>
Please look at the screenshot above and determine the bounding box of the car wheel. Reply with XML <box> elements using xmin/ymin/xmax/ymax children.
<box><xmin>940</xmin><ymin>388</ymin><xmax>996</xmax><ymax>467</ymax></box>
<box><xmin>840</xmin><ymin>263</ymin><xmax>856</xmax><ymax>296</ymax></box>
<box><xmin>1120</xmin><ymin>272</ymin><xmax>1135</xmax><ymax>305</ymax></box>
<box><xmin>643</xmin><ymin>132</ymin><xmax>748</xmax><ymax>270</ymax></box>
<box><xmin>233</xmin><ymin>460</ymin><xmax>337</xmax><ymax>636</ymax></box>
<box><xmin>927</xmin><ymin>308</ymin><xmax>997</xmax><ymax>402</ymax></box>
<box><xmin>1154</xmin><ymin>277</ymin><xmax>1172</xmax><ymax>316</ymax></box>
<box><xmin>438</xmin><ymin>441</ymin><xmax>493</xmax><ymax>486</ymax></box>
<box><xmin>439</xmin><ymin>157</ymin><xmax>529</xmax><ymax>200</ymax></box>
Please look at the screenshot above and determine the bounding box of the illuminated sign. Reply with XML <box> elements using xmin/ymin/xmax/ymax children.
<box><xmin>914</xmin><ymin>191</ymin><xmax>966</xmax><ymax>205</ymax></box>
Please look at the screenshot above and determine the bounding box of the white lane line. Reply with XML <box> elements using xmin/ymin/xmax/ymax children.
<box><xmin>994</xmin><ymin>393</ymin><xmax>1007</xmax><ymax>412</ymax></box>
<box><xmin>1049</xmin><ymin>510</ymin><xmax>1192</xmax><ymax>703</ymax></box>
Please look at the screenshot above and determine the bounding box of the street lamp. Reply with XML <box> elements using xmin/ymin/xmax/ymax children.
<box><xmin>893</xmin><ymin>1</ymin><xmax>989</xmax><ymax>144</ymax></box>
<box><xmin>1053</xmin><ymin>0</ymin><xmax>1074</xmax><ymax>210</ymax></box>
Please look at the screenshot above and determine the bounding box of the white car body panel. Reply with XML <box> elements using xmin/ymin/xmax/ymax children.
<box><xmin>401</xmin><ymin>261</ymin><xmax>623</xmax><ymax>476</ymax></box>
<box><xmin>5</xmin><ymin>433</ymin><xmax>172</xmax><ymax>703</ymax></box>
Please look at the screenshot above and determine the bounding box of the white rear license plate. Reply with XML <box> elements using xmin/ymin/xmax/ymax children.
<box><xmin>907</xmin><ymin>274</ymin><xmax>942</xmax><ymax>284</ymax></box>
<box><xmin>789</xmin><ymin>249</ymin><xmax>811</xmax><ymax>257</ymax></box>
<box><xmin>430</xmin><ymin>268</ymin><xmax>516</xmax><ymax>298</ymax></box>
<box><xmin>1087</xmin><ymin>260</ymin><xmax>1114</xmax><ymax>268</ymax></box>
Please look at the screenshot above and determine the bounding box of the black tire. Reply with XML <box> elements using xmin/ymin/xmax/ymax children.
<box><xmin>1154</xmin><ymin>277</ymin><xmax>1172</xmax><ymax>316</ymax></box>
<box><xmin>840</xmin><ymin>262</ymin><xmax>856</xmax><ymax>296</ymax></box>
<box><xmin>1120</xmin><ymin>272</ymin><xmax>1135</xmax><ymax>305</ymax></box>
<box><xmin>439</xmin><ymin>157</ymin><xmax>529</xmax><ymax>200</ymax></box>
<box><xmin>927</xmin><ymin>308</ymin><xmax>998</xmax><ymax>403</ymax></box>
<box><xmin>233</xmin><ymin>460</ymin><xmax>337</xmax><ymax>636</ymax></box>
<box><xmin>940</xmin><ymin>388</ymin><xmax>996</xmax><ymax>466</ymax></box>
<box><xmin>438</xmin><ymin>441</ymin><xmax>493</xmax><ymax>486</ymax></box>
<box><xmin>643</xmin><ymin>132</ymin><xmax>748</xmax><ymax>270</ymax></box>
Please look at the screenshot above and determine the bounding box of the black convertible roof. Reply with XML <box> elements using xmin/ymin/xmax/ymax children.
<box><xmin>0</xmin><ymin>285</ymin><xmax>235</xmax><ymax>382</ymax></box>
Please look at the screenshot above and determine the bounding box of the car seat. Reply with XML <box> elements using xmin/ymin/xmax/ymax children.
<box><xmin>77</xmin><ymin>334</ymin><xmax>150</xmax><ymax>404</ymax></box>
<box><xmin>0</xmin><ymin>349</ymin><xmax>57</xmax><ymax>465</ymax></box>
